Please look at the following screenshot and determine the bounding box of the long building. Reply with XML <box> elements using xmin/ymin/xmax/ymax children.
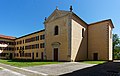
<box><xmin>0</xmin><ymin>35</ymin><xmax>15</xmax><ymax>59</ymax></box>
<box><xmin>0</xmin><ymin>7</ymin><xmax>114</xmax><ymax>61</ymax></box>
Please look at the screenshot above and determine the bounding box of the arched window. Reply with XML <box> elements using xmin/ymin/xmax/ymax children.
<box><xmin>54</xmin><ymin>26</ymin><xmax>59</xmax><ymax>35</ymax></box>
<box><xmin>82</xmin><ymin>28</ymin><xmax>84</xmax><ymax>37</ymax></box>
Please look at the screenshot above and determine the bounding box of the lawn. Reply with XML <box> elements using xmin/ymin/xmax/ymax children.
<box><xmin>0</xmin><ymin>68</ymin><xmax>2</xmax><ymax>70</ymax></box>
<box><xmin>81</xmin><ymin>61</ymin><xmax>106</xmax><ymax>64</ymax></box>
<box><xmin>0</xmin><ymin>59</ymin><xmax>62</xmax><ymax>67</ymax></box>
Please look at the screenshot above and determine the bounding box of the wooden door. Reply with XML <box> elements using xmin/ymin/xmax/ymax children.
<box><xmin>54</xmin><ymin>48</ymin><xmax>58</xmax><ymax>61</ymax></box>
<box><xmin>93</xmin><ymin>53</ymin><xmax>98</xmax><ymax>60</ymax></box>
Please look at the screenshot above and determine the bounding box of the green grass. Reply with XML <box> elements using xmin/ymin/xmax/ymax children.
<box><xmin>0</xmin><ymin>59</ymin><xmax>62</xmax><ymax>67</ymax></box>
<box><xmin>0</xmin><ymin>68</ymin><xmax>2</xmax><ymax>70</ymax></box>
<box><xmin>81</xmin><ymin>61</ymin><xmax>106</xmax><ymax>64</ymax></box>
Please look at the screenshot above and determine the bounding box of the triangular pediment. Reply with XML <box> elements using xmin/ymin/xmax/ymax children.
<box><xmin>44</xmin><ymin>9</ymin><xmax>70</xmax><ymax>23</ymax></box>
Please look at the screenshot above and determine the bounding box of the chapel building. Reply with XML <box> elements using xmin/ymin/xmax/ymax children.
<box><xmin>0</xmin><ymin>7</ymin><xmax>114</xmax><ymax>61</ymax></box>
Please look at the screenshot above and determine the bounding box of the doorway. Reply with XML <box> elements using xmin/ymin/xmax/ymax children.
<box><xmin>41</xmin><ymin>52</ymin><xmax>44</xmax><ymax>60</ymax></box>
<box><xmin>54</xmin><ymin>48</ymin><xmax>58</xmax><ymax>61</ymax></box>
<box><xmin>93</xmin><ymin>53</ymin><xmax>98</xmax><ymax>60</ymax></box>
<box><xmin>10</xmin><ymin>53</ymin><xmax>12</xmax><ymax>59</ymax></box>
<box><xmin>32</xmin><ymin>53</ymin><xmax>34</xmax><ymax>60</ymax></box>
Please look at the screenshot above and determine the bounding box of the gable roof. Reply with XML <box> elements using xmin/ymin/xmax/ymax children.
<box><xmin>44</xmin><ymin>8</ymin><xmax>114</xmax><ymax>29</ymax></box>
<box><xmin>44</xmin><ymin>9</ymin><xmax>71</xmax><ymax>23</ymax></box>
<box><xmin>44</xmin><ymin>8</ymin><xmax>88</xmax><ymax>26</ymax></box>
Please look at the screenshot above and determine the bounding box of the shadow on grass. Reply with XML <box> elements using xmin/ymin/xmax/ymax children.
<box><xmin>4</xmin><ymin>59</ymin><xmax>56</xmax><ymax>62</ymax></box>
<box><xmin>61</xmin><ymin>62</ymin><xmax>120</xmax><ymax>76</ymax></box>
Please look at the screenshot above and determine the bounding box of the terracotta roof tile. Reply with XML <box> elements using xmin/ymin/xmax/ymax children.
<box><xmin>0</xmin><ymin>34</ymin><xmax>16</xmax><ymax>40</ymax></box>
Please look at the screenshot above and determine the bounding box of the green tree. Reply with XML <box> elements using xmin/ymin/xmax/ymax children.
<box><xmin>113</xmin><ymin>34</ymin><xmax>120</xmax><ymax>59</ymax></box>
<box><xmin>113</xmin><ymin>34</ymin><xmax>120</xmax><ymax>51</ymax></box>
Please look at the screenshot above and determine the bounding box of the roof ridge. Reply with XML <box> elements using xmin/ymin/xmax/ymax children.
<box><xmin>89</xmin><ymin>19</ymin><xmax>111</xmax><ymax>25</ymax></box>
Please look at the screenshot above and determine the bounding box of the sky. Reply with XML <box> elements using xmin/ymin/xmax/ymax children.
<box><xmin>0</xmin><ymin>0</ymin><xmax>120</xmax><ymax>37</ymax></box>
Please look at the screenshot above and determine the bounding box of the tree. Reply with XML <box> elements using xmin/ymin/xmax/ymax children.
<box><xmin>113</xmin><ymin>34</ymin><xmax>120</xmax><ymax>59</ymax></box>
<box><xmin>113</xmin><ymin>34</ymin><xmax>120</xmax><ymax>51</ymax></box>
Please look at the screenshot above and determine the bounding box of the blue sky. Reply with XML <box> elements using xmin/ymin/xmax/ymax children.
<box><xmin>0</xmin><ymin>0</ymin><xmax>120</xmax><ymax>37</ymax></box>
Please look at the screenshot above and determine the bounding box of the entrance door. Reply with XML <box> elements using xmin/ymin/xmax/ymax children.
<box><xmin>41</xmin><ymin>52</ymin><xmax>43</xmax><ymax>60</ymax></box>
<box><xmin>32</xmin><ymin>53</ymin><xmax>34</xmax><ymax>60</ymax></box>
<box><xmin>10</xmin><ymin>53</ymin><xmax>12</xmax><ymax>59</ymax></box>
<box><xmin>93</xmin><ymin>53</ymin><xmax>98</xmax><ymax>60</ymax></box>
<box><xmin>54</xmin><ymin>48</ymin><xmax>58</xmax><ymax>61</ymax></box>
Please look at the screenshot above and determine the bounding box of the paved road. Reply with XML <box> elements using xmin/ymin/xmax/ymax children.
<box><xmin>23</xmin><ymin>62</ymin><xmax>95</xmax><ymax>76</ymax></box>
<box><xmin>0</xmin><ymin>62</ymin><xmax>95</xmax><ymax>76</ymax></box>
<box><xmin>23</xmin><ymin>62</ymin><xmax>120</xmax><ymax>76</ymax></box>
<box><xmin>1</xmin><ymin>62</ymin><xmax>120</xmax><ymax>76</ymax></box>
<box><xmin>0</xmin><ymin>63</ymin><xmax>46</xmax><ymax>76</ymax></box>
<box><xmin>0</xmin><ymin>67</ymin><xmax>25</xmax><ymax>76</ymax></box>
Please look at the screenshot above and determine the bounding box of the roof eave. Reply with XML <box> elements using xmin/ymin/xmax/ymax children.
<box><xmin>72</xmin><ymin>12</ymin><xmax>88</xmax><ymax>25</ymax></box>
<box><xmin>89</xmin><ymin>19</ymin><xmax>114</xmax><ymax>28</ymax></box>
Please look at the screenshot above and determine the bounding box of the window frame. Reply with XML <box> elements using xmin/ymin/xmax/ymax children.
<box><xmin>54</xmin><ymin>26</ymin><xmax>59</xmax><ymax>35</ymax></box>
<box><xmin>82</xmin><ymin>28</ymin><xmax>84</xmax><ymax>38</ymax></box>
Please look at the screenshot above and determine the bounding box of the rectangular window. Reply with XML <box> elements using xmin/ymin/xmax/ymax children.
<box><xmin>17</xmin><ymin>53</ymin><xmax>19</xmax><ymax>57</ymax></box>
<box><xmin>40</xmin><ymin>35</ymin><xmax>45</xmax><ymax>40</ymax></box>
<box><xmin>40</xmin><ymin>35</ymin><xmax>42</xmax><ymax>40</ymax></box>
<box><xmin>54</xmin><ymin>26</ymin><xmax>59</xmax><ymax>35</ymax></box>
<box><xmin>20</xmin><ymin>40</ymin><xmax>22</xmax><ymax>44</ymax></box>
<box><xmin>36</xmin><ymin>36</ymin><xmax>39</xmax><ymax>41</ymax></box>
<box><xmin>23</xmin><ymin>40</ymin><xmax>24</xmax><ymax>44</ymax></box>
<box><xmin>8</xmin><ymin>42</ymin><xmax>15</xmax><ymax>45</ymax></box>
<box><xmin>32</xmin><ymin>45</ymin><xmax>35</xmax><ymax>49</ymax></box>
<box><xmin>82</xmin><ymin>28</ymin><xmax>84</xmax><ymax>37</ymax></box>
<box><xmin>16</xmin><ymin>40</ymin><xmax>22</xmax><ymax>45</ymax></box>
<box><xmin>14</xmin><ymin>53</ymin><xmax>19</xmax><ymax>57</ymax></box>
<box><xmin>22</xmin><ymin>46</ymin><xmax>24</xmax><ymax>50</ymax></box>
<box><xmin>24</xmin><ymin>53</ymin><xmax>31</xmax><ymax>57</ymax></box>
<box><xmin>17</xmin><ymin>42</ymin><xmax>18</xmax><ymax>45</ymax></box>
<box><xmin>40</xmin><ymin>43</ymin><xmax>45</xmax><ymax>48</ymax></box>
<box><xmin>0</xmin><ymin>53</ymin><xmax>7</xmax><ymax>57</ymax></box>
<box><xmin>20</xmin><ymin>47</ymin><xmax>22</xmax><ymax>50</ymax></box>
<box><xmin>17</xmin><ymin>47</ymin><xmax>19</xmax><ymax>50</ymax></box>
<box><xmin>43</xmin><ymin>35</ymin><xmax>45</xmax><ymax>39</ymax></box>
<box><xmin>36</xmin><ymin>52</ymin><xmax>38</xmax><ymax>57</ymax></box>
<box><xmin>25</xmin><ymin>44</ymin><xmax>39</xmax><ymax>50</ymax></box>
<box><xmin>36</xmin><ymin>44</ymin><xmax>39</xmax><ymax>49</ymax></box>
<box><xmin>25</xmin><ymin>37</ymin><xmax>36</xmax><ymax>43</ymax></box>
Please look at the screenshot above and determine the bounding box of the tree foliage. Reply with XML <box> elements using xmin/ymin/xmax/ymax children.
<box><xmin>113</xmin><ymin>34</ymin><xmax>120</xmax><ymax>59</ymax></box>
<box><xmin>113</xmin><ymin>34</ymin><xmax>120</xmax><ymax>50</ymax></box>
